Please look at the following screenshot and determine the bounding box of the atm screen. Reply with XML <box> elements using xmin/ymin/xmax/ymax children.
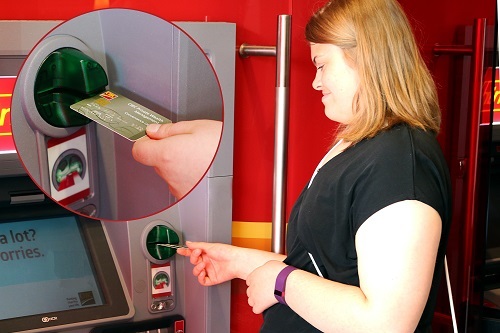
<box><xmin>0</xmin><ymin>213</ymin><xmax>133</xmax><ymax>333</ymax></box>
<box><xmin>0</xmin><ymin>216</ymin><xmax>103</xmax><ymax>319</ymax></box>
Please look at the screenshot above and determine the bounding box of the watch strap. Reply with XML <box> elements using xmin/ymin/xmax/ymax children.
<box><xmin>274</xmin><ymin>265</ymin><xmax>297</xmax><ymax>305</ymax></box>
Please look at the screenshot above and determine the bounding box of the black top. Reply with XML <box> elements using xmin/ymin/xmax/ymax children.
<box><xmin>261</xmin><ymin>124</ymin><xmax>452</xmax><ymax>333</ymax></box>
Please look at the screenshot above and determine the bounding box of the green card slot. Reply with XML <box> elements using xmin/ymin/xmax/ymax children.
<box><xmin>145</xmin><ymin>225</ymin><xmax>180</xmax><ymax>260</ymax></box>
<box><xmin>34</xmin><ymin>47</ymin><xmax>108</xmax><ymax>128</ymax></box>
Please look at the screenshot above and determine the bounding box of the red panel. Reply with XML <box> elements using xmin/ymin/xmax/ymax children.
<box><xmin>0</xmin><ymin>0</ymin><xmax>94</xmax><ymax>19</ymax></box>
<box><xmin>481</xmin><ymin>67</ymin><xmax>500</xmax><ymax>124</ymax></box>
<box><xmin>0</xmin><ymin>77</ymin><xmax>16</xmax><ymax>152</ymax></box>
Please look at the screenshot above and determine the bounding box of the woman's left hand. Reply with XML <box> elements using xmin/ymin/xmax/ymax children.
<box><xmin>246</xmin><ymin>260</ymin><xmax>288</xmax><ymax>314</ymax></box>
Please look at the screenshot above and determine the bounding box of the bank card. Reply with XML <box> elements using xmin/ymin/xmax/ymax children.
<box><xmin>70</xmin><ymin>91</ymin><xmax>171</xmax><ymax>141</ymax></box>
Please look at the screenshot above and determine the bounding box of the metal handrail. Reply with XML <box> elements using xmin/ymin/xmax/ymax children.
<box><xmin>239</xmin><ymin>14</ymin><xmax>292</xmax><ymax>254</ymax></box>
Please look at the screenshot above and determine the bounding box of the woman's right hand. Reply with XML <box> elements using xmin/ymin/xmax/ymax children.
<box><xmin>177</xmin><ymin>241</ymin><xmax>239</xmax><ymax>286</ymax></box>
<box><xmin>177</xmin><ymin>241</ymin><xmax>287</xmax><ymax>286</ymax></box>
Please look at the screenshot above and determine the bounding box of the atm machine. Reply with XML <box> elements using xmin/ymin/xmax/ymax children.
<box><xmin>0</xmin><ymin>9</ymin><xmax>235</xmax><ymax>333</ymax></box>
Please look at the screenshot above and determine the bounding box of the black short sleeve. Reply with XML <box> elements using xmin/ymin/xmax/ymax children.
<box><xmin>261</xmin><ymin>124</ymin><xmax>451</xmax><ymax>332</ymax></box>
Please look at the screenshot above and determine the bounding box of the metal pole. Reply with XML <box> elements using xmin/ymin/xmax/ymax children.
<box><xmin>271</xmin><ymin>14</ymin><xmax>291</xmax><ymax>254</ymax></box>
<box><xmin>463</xmin><ymin>17</ymin><xmax>486</xmax><ymax>304</ymax></box>
<box><xmin>433</xmin><ymin>45</ymin><xmax>473</xmax><ymax>55</ymax></box>
<box><xmin>237</xmin><ymin>15</ymin><xmax>292</xmax><ymax>254</ymax></box>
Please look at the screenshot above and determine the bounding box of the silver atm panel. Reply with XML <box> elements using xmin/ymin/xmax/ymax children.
<box><xmin>103</xmin><ymin>21</ymin><xmax>235</xmax><ymax>333</ymax></box>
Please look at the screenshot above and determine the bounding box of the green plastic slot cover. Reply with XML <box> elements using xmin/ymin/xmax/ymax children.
<box><xmin>34</xmin><ymin>47</ymin><xmax>108</xmax><ymax>128</ymax></box>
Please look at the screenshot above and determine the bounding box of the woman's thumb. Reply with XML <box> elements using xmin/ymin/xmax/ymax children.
<box><xmin>146</xmin><ymin>123</ymin><xmax>174</xmax><ymax>139</ymax></box>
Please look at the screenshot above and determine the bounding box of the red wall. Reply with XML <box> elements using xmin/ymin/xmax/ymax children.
<box><xmin>1</xmin><ymin>0</ymin><xmax>496</xmax><ymax>332</ymax></box>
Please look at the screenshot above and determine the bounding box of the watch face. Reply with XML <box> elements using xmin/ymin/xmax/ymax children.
<box><xmin>274</xmin><ymin>290</ymin><xmax>286</xmax><ymax>305</ymax></box>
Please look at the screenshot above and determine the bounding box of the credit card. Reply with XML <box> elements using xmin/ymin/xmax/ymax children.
<box><xmin>70</xmin><ymin>90</ymin><xmax>171</xmax><ymax>141</ymax></box>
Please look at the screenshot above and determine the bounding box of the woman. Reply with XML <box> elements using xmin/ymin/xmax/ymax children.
<box><xmin>178</xmin><ymin>0</ymin><xmax>452</xmax><ymax>331</ymax></box>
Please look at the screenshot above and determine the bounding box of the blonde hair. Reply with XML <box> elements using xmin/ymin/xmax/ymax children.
<box><xmin>305</xmin><ymin>0</ymin><xmax>441</xmax><ymax>143</ymax></box>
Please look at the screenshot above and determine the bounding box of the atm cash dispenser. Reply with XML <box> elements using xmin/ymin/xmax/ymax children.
<box><xmin>1</xmin><ymin>10</ymin><xmax>235</xmax><ymax>333</ymax></box>
<box><xmin>11</xmin><ymin>9</ymin><xmax>225</xmax><ymax>221</ymax></box>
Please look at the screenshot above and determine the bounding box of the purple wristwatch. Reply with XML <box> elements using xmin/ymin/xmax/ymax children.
<box><xmin>274</xmin><ymin>265</ymin><xmax>297</xmax><ymax>305</ymax></box>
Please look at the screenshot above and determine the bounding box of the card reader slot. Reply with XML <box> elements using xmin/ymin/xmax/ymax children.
<box><xmin>10</xmin><ymin>190</ymin><xmax>45</xmax><ymax>204</ymax></box>
<box><xmin>36</xmin><ymin>86</ymin><xmax>99</xmax><ymax>100</ymax></box>
<box><xmin>145</xmin><ymin>225</ymin><xmax>180</xmax><ymax>260</ymax></box>
<box><xmin>34</xmin><ymin>47</ymin><xmax>108</xmax><ymax>128</ymax></box>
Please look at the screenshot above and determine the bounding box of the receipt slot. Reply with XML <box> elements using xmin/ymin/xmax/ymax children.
<box><xmin>11</xmin><ymin>9</ymin><xmax>224</xmax><ymax>221</ymax></box>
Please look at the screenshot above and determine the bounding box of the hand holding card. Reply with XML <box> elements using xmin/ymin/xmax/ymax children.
<box><xmin>132</xmin><ymin>120</ymin><xmax>222</xmax><ymax>199</ymax></box>
<box><xmin>70</xmin><ymin>91</ymin><xmax>171</xmax><ymax>141</ymax></box>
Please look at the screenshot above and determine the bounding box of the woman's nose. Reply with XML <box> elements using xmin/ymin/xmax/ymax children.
<box><xmin>312</xmin><ymin>72</ymin><xmax>322</xmax><ymax>90</ymax></box>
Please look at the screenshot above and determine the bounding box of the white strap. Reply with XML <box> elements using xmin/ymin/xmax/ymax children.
<box><xmin>308</xmin><ymin>139</ymin><xmax>343</xmax><ymax>188</ymax></box>
<box><xmin>445</xmin><ymin>255</ymin><xmax>458</xmax><ymax>333</ymax></box>
<box><xmin>308</xmin><ymin>252</ymin><xmax>324</xmax><ymax>278</ymax></box>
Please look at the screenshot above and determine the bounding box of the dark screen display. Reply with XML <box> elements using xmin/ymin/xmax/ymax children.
<box><xmin>0</xmin><ymin>215</ymin><xmax>104</xmax><ymax>320</ymax></box>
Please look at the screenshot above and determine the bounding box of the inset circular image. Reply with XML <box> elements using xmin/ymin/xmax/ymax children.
<box><xmin>11</xmin><ymin>8</ymin><xmax>223</xmax><ymax>221</ymax></box>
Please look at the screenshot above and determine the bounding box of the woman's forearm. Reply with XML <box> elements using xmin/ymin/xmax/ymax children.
<box><xmin>234</xmin><ymin>246</ymin><xmax>286</xmax><ymax>280</ymax></box>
